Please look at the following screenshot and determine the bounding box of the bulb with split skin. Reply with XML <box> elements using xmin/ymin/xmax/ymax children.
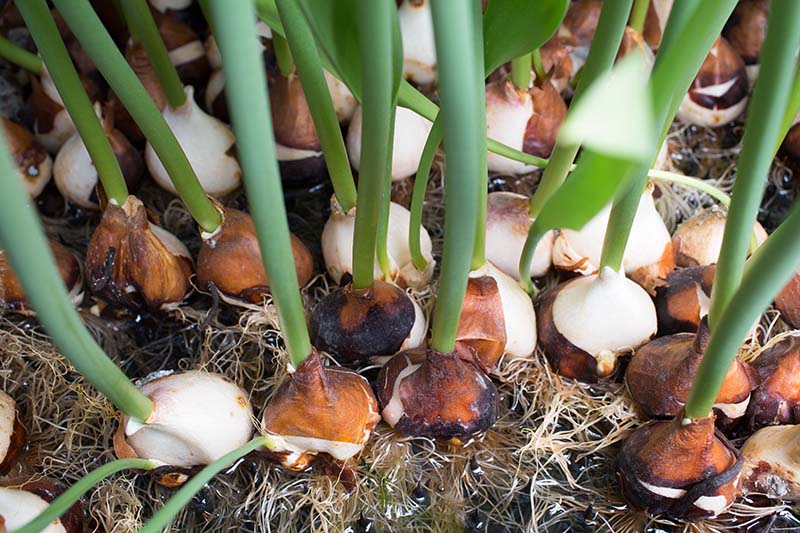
<box><xmin>745</xmin><ymin>334</ymin><xmax>800</xmax><ymax>430</ymax></box>
<box><xmin>642</xmin><ymin>0</ymin><xmax>673</xmax><ymax>51</ymax></box>
<box><xmin>776</xmin><ymin>266</ymin><xmax>800</xmax><ymax>329</ymax></box>
<box><xmin>626</xmin><ymin>318</ymin><xmax>758</xmax><ymax>426</ymax></box>
<box><xmin>484</xmin><ymin>76</ymin><xmax>567</xmax><ymax>175</ymax></box>
<box><xmin>617</xmin><ymin>412</ymin><xmax>742</xmax><ymax>519</ymax></box>
<box><xmin>723</xmin><ymin>0</ymin><xmax>768</xmax><ymax>85</ymax></box>
<box><xmin>145</xmin><ymin>86</ymin><xmax>241</xmax><ymax>196</ymax></box>
<box><xmin>196</xmin><ymin>201</ymin><xmax>313</xmax><ymax>306</ymax></box>
<box><xmin>654</xmin><ymin>264</ymin><xmax>715</xmax><ymax>336</ymax></box>
<box><xmin>553</xmin><ymin>188</ymin><xmax>674</xmax><ymax>293</ymax></box>
<box><xmin>1</xmin><ymin>239</ymin><xmax>83</xmax><ymax>312</ymax></box>
<box><xmin>537</xmin><ymin>267</ymin><xmax>657</xmax><ymax>382</ymax></box>
<box><xmin>2</xmin><ymin>118</ymin><xmax>52</xmax><ymax>198</ymax></box>
<box><xmin>347</xmin><ymin>106</ymin><xmax>433</xmax><ymax>182</ymax></box>
<box><xmin>741</xmin><ymin>424</ymin><xmax>800</xmax><ymax>501</ymax></box>
<box><xmin>152</xmin><ymin>9</ymin><xmax>210</xmax><ymax>88</ymax></box>
<box><xmin>397</xmin><ymin>0</ymin><xmax>436</xmax><ymax>86</ymax></box>
<box><xmin>0</xmin><ymin>391</ymin><xmax>26</xmax><ymax>476</ymax></box>
<box><xmin>114</xmin><ymin>370</ymin><xmax>254</xmax><ymax>487</ymax></box>
<box><xmin>376</xmin><ymin>348</ymin><xmax>498</xmax><ymax>444</ymax></box>
<box><xmin>321</xmin><ymin>196</ymin><xmax>435</xmax><ymax>289</ymax></box>
<box><xmin>0</xmin><ymin>478</ymin><xmax>83</xmax><ymax>533</ymax></box>
<box><xmin>260</xmin><ymin>349</ymin><xmax>380</xmax><ymax>470</ymax></box>
<box><xmin>677</xmin><ymin>36</ymin><xmax>749</xmax><ymax>128</ymax></box>
<box><xmin>30</xmin><ymin>70</ymin><xmax>100</xmax><ymax>154</ymax></box>
<box><xmin>85</xmin><ymin>195</ymin><xmax>193</xmax><ymax>311</ymax></box>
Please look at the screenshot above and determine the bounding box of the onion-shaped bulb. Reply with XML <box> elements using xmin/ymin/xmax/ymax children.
<box><xmin>347</xmin><ymin>105</ymin><xmax>433</xmax><ymax>182</ymax></box>
<box><xmin>723</xmin><ymin>0</ymin><xmax>768</xmax><ymax>84</ymax></box>
<box><xmin>676</xmin><ymin>36</ymin><xmax>748</xmax><ymax>128</ymax></box>
<box><xmin>153</xmin><ymin>9</ymin><xmax>209</xmax><ymax>88</ymax></box>
<box><xmin>324</xmin><ymin>70</ymin><xmax>357</xmax><ymax>124</ymax></box>
<box><xmin>0</xmin><ymin>480</ymin><xmax>83</xmax><ymax>533</ymax></box>
<box><xmin>776</xmin><ymin>266</ymin><xmax>800</xmax><ymax>329</ymax></box>
<box><xmin>397</xmin><ymin>0</ymin><xmax>436</xmax><ymax>86</ymax></box>
<box><xmin>485</xmin><ymin>78</ymin><xmax>567</xmax><ymax>175</ymax></box>
<box><xmin>553</xmin><ymin>188</ymin><xmax>674</xmax><ymax>293</ymax></box>
<box><xmin>145</xmin><ymin>86</ymin><xmax>241</xmax><ymax>196</ymax></box>
<box><xmin>539</xmin><ymin>36</ymin><xmax>573</xmax><ymax>95</ymax></box>
<box><xmin>741</xmin><ymin>424</ymin><xmax>800</xmax><ymax>501</ymax></box>
<box><xmin>617</xmin><ymin>26</ymin><xmax>655</xmax><ymax>74</ymax></box>
<box><xmin>30</xmin><ymin>70</ymin><xmax>80</xmax><ymax>154</ymax></box>
<box><xmin>557</xmin><ymin>0</ymin><xmax>602</xmax><ymax>72</ymax></box>
<box><xmin>537</xmin><ymin>267</ymin><xmax>657</xmax><ymax>382</ymax></box>
<box><xmin>654</xmin><ymin>264</ymin><xmax>715</xmax><ymax>336</ymax></box>
<box><xmin>0</xmin><ymin>391</ymin><xmax>25</xmax><ymax>476</ymax></box>
<box><xmin>2</xmin><ymin>118</ymin><xmax>52</xmax><ymax>198</ymax></box>
<box><xmin>261</xmin><ymin>350</ymin><xmax>380</xmax><ymax>470</ymax></box>
<box><xmin>746</xmin><ymin>334</ymin><xmax>800</xmax><ymax>430</ymax></box>
<box><xmin>321</xmin><ymin>196</ymin><xmax>435</xmax><ymax>289</ymax></box>
<box><xmin>114</xmin><ymin>371</ymin><xmax>254</xmax><ymax>486</ymax></box>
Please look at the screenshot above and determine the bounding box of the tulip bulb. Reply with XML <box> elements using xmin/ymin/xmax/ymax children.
<box><xmin>776</xmin><ymin>267</ymin><xmax>800</xmax><ymax>329</ymax></box>
<box><xmin>114</xmin><ymin>371</ymin><xmax>253</xmax><ymax>485</ymax></box>
<box><xmin>538</xmin><ymin>267</ymin><xmax>657</xmax><ymax>382</ymax></box>
<box><xmin>397</xmin><ymin>0</ymin><xmax>437</xmax><ymax>85</ymax></box>
<box><xmin>0</xmin><ymin>479</ymin><xmax>82</xmax><ymax>533</ymax></box>
<box><xmin>376</xmin><ymin>348</ymin><xmax>498</xmax><ymax>444</ymax></box>
<box><xmin>617</xmin><ymin>26</ymin><xmax>655</xmax><ymax>73</ymax></box>
<box><xmin>617</xmin><ymin>414</ymin><xmax>742</xmax><ymax>519</ymax></box>
<box><xmin>677</xmin><ymin>37</ymin><xmax>748</xmax><ymax>128</ymax></box>
<box><xmin>654</xmin><ymin>264</ymin><xmax>715</xmax><ymax>336</ymax></box>
<box><xmin>485</xmin><ymin>79</ymin><xmax>567</xmax><ymax>174</ymax></box>
<box><xmin>2</xmin><ymin>118</ymin><xmax>52</xmax><ymax>198</ymax></box>
<box><xmin>261</xmin><ymin>350</ymin><xmax>380</xmax><ymax>470</ymax></box>
<box><xmin>149</xmin><ymin>0</ymin><xmax>193</xmax><ymax>13</ymax></box>
<box><xmin>742</xmin><ymin>424</ymin><xmax>800</xmax><ymax>501</ymax></box>
<box><xmin>642</xmin><ymin>0</ymin><xmax>673</xmax><ymax>51</ymax></box>
<box><xmin>145</xmin><ymin>86</ymin><xmax>241</xmax><ymax>196</ymax></box>
<box><xmin>85</xmin><ymin>196</ymin><xmax>192</xmax><ymax>310</ymax></box>
<box><xmin>539</xmin><ymin>37</ymin><xmax>573</xmax><ymax>95</ymax></box>
<box><xmin>0</xmin><ymin>391</ymin><xmax>25</xmax><ymax>476</ymax></box>
<box><xmin>153</xmin><ymin>10</ymin><xmax>209</xmax><ymax>88</ymax></box>
<box><xmin>781</xmin><ymin>115</ymin><xmax>800</xmax><ymax>162</ymax></box>
<box><xmin>324</xmin><ymin>70</ymin><xmax>357</xmax><ymax>124</ymax></box>
<box><xmin>31</xmin><ymin>71</ymin><xmax>81</xmax><ymax>154</ymax></box>
<box><xmin>557</xmin><ymin>0</ymin><xmax>602</xmax><ymax>72</ymax></box>
<box><xmin>347</xmin><ymin>106</ymin><xmax>433</xmax><ymax>182</ymax></box>
<box><xmin>322</xmin><ymin>196</ymin><xmax>435</xmax><ymax>289</ymax></box>
<box><xmin>746</xmin><ymin>335</ymin><xmax>800</xmax><ymax>430</ymax></box>
<box><xmin>723</xmin><ymin>0</ymin><xmax>768</xmax><ymax>84</ymax></box>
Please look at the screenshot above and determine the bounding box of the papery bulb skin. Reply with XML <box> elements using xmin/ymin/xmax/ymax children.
<box><xmin>1</xmin><ymin>239</ymin><xmax>82</xmax><ymax>312</ymax></box>
<box><xmin>746</xmin><ymin>335</ymin><xmax>800</xmax><ymax>430</ymax></box>
<box><xmin>677</xmin><ymin>37</ymin><xmax>748</xmax><ymax>128</ymax></box>
<box><xmin>85</xmin><ymin>196</ymin><xmax>192</xmax><ymax>310</ymax></box>
<box><xmin>397</xmin><ymin>0</ymin><xmax>437</xmax><ymax>86</ymax></box>
<box><xmin>2</xmin><ymin>118</ymin><xmax>52</xmax><ymax>198</ymax></box>
<box><xmin>776</xmin><ymin>268</ymin><xmax>800</xmax><ymax>329</ymax></box>
<box><xmin>347</xmin><ymin>106</ymin><xmax>433</xmax><ymax>182</ymax></box>
<box><xmin>642</xmin><ymin>0</ymin><xmax>673</xmax><ymax>51</ymax></box>
<box><xmin>485</xmin><ymin>79</ymin><xmax>567</xmax><ymax>175</ymax></box>
<box><xmin>537</xmin><ymin>267</ymin><xmax>657</xmax><ymax>382</ymax></box>
<box><xmin>114</xmin><ymin>370</ymin><xmax>253</xmax><ymax>486</ymax></box>
<box><xmin>553</xmin><ymin>189</ymin><xmax>674</xmax><ymax>293</ymax></box>
<box><xmin>261</xmin><ymin>350</ymin><xmax>380</xmax><ymax>470</ymax></box>
<box><xmin>321</xmin><ymin>196</ymin><xmax>435</xmax><ymax>289</ymax></box>
<box><xmin>654</xmin><ymin>264</ymin><xmax>715</xmax><ymax>336</ymax></box>
<box><xmin>324</xmin><ymin>70</ymin><xmax>357</xmax><ymax>124</ymax></box>
<box><xmin>153</xmin><ymin>10</ymin><xmax>209</xmax><ymax>88</ymax></box>
<box><xmin>0</xmin><ymin>391</ymin><xmax>26</xmax><ymax>476</ymax></box>
<box><xmin>723</xmin><ymin>0</ymin><xmax>768</xmax><ymax>83</ymax></box>
<box><xmin>196</xmin><ymin>204</ymin><xmax>313</xmax><ymax>305</ymax></box>
<box><xmin>672</xmin><ymin>206</ymin><xmax>768</xmax><ymax>268</ymax></box>
<box><xmin>485</xmin><ymin>191</ymin><xmax>553</xmax><ymax>280</ymax></box>
<box><xmin>741</xmin><ymin>424</ymin><xmax>800</xmax><ymax>501</ymax></box>
<box><xmin>626</xmin><ymin>318</ymin><xmax>758</xmax><ymax>425</ymax></box>
<box><xmin>617</xmin><ymin>26</ymin><xmax>655</xmax><ymax>73</ymax></box>
<box><xmin>31</xmin><ymin>71</ymin><xmax>98</xmax><ymax>154</ymax></box>
<box><xmin>456</xmin><ymin>262</ymin><xmax>536</xmax><ymax>372</ymax></box>
<box><xmin>309</xmin><ymin>280</ymin><xmax>425</xmax><ymax>366</ymax></box>
<box><xmin>557</xmin><ymin>0</ymin><xmax>602</xmax><ymax>72</ymax></box>
<box><xmin>0</xmin><ymin>479</ymin><xmax>83</xmax><ymax>533</ymax></box>
<box><xmin>376</xmin><ymin>349</ymin><xmax>498</xmax><ymax>444</ymax></box>
<box><xmin>539</xmin><ymin>36</ymin><xmax>573</xmax><ymax>95</ymax></box>
<box><xmin>617</xmin><ymin>414</ymin><xmax>742</xmax><ymax>519</ymax></box>
<box><xmin>145</xmin><ymin>86</ymin><xmax>241</xmax><ymax>196</ymax></box>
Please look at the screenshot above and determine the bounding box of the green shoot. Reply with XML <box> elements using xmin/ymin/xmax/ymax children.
<box><xmin>0</xmin><ymin>34</ymin><xmax>42</xmax><ymax>73</ymax></box>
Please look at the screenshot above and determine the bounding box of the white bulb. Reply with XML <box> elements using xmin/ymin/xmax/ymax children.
<box><xmin>398</xmin><ymin>0</ymin><xmax>437</xmax><ymax>85</ymax></box>
<box><xmin>0</xmin><ymin>488</ymin><xmax>66</xmax><ymax>533</ymax></box>
<box><xmin>53</xmin><ymin>131</ymin><xmax>100</xmax><ymax>209</ymax></box>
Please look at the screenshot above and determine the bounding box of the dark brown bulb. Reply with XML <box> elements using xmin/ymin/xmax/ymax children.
<box><xmin>454</xmin><ymin>274</ymin><xmax>507</xmax><ymax>373</ymax></box>
<box><xmin>1</xmin><ymin>239</ymin><xmax>81</xmax><ymax>312</ymax></box>
<box><xmin>1</xmin><ymin>118</ymin><xmax>51</xmax><ymax>198</ymax></box>
<box><xmin>560</xmin><ymin>0</ymin><xmax>602</xmax><ymax>50</ymax></box>
<box><xmin>723</xmin><ymin>0</ymin><xmax>769</xmax><ymax>66</ymax></box>
<box><xmin>654</xmin><ymin>264</ymin><xmax>715</xmax><ymax>336</ymax></box>
<box><xmin>153</xmin><ymin>10</ymin><xmax>210</xmax><ymax>89</ymax></box>
<box><xmin>776</xmin><ymin>268</ymin><xmax>800</xmax><ymax>328</ymax></box>
<box><xmin>746</xmin><ymin>335</ymin><xmax>800</xmax><ymax>430</ymax></box>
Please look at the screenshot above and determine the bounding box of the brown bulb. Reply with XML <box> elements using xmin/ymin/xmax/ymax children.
<box><xmin>626</xmin><ymin>318</ymin><xmax>758</xmax><ymax>426</ymax></box>
<box><xmin>0</xmin><ymin>391</ymin><xmax>26</xmax><ymax>476</ymax></box>
<box><xmin>0</xmin><ymin>477</ymin><xmax>83</xmax><ymax>533</ymax></box>
<box><xmin>309</xmin><ymin>279</ymin><xmax>423</xmax><ymax>365</ymax></box>
<box><xmin>153</xmin><ymin>10</ymin><xmax>210</xmax><ymax>88</ymax></box>
<box><xmin>539</xmin><ymin>37</ymin><xmax>573</xmax><ymax>95</ymax></box>
<box><xmin>642</xmin><ymin>0</ymin><xmax>673</xmax><ymax>51</ymax></box>
<box><xmin>524</xmin><ymin>81</ymin><xmax>568</xmax><ymax>159</ymax></box>
<box><xmin>1</xmin><ymin>239</ymin><xmax>82</xmax><ymax>312</ymax></box>
<box><xmin>455</xmin><ymin>275</ymin><xmax>507</xmax><ymax>373</ymax></box>
<box><xmin>776</xmin><ymin>268</ymin><xmax>800</xmax><ymax>329</ymax></box>
<box><xmin>723</xmin><ymin>0</ymin><xmax>768</xmax><ymax>67</ymax></box>
<box><xmin>196</xmin><ymin>203</ymin><xmax>313</xmax><ymax>305</ymax></box>
<box><xmin>654</xmin><ymin>264</ymin><xmax>715</xmax><ymax>336</ymax></box>
<box><xmin>1</xmin><ymin>118</ymin><xmax>52</xmax><ymax>198</ymax></box>
<box><xmin>746</xmin><ymin>335</ymin><xmax>800</xmax><ymax>430</ymax></box>
<box><xmin>261</xmin><ymin>349</ymin><xmax>380</xmax><ymax>470</ymax></box>
<box><xmin>559</xmin><ymin>0</ymin><xmax>602</xmax><ymax>50</ymax></box>
<box><xmin>617</xmin><ymin>413</ymin><xmax>742</xmax><ymax>519</ymax></box>
<box><xmin>376</xmin><ymin>348</ymin><xmax>498</xmax><ymax>444</ymax></box>
<box><xmin>30</xmin><ymin>73</ymin><xmax>100</xmax><ymax>154</ymax></box>
<box><xmin>616</xmin><ymin>26</ymin><xmax>655</xmax><ymax>71</ymax></box>
<box><xmin>85</xmin><ymin>195</ymin><xmax>193</xmax><ymax>310</ymax></box>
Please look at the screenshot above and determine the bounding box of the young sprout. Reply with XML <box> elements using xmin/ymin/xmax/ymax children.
<box><xmin>397</xmin><ymin>0</ymin><xmax>436</xmax><ymax>86</ymax></box>
<box><xmin>1</xmin><ymin>118</ymin><xmax>52</xmax><ymax>198</ymax></box>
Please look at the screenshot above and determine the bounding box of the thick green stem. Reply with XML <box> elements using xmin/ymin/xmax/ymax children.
<box><xmin>409</xmin><ymin>116</ymin><xmax>442</xmax><ymax>272</ymax></box>
<box><xmin>598</xmin><ymin>172</ymin><xmax>647</xmax><ymax>272</ymax></box>
<box><xmin>531</xmin><ymin>48</ymin><xmax>545</xmax><ymax>82</ymax></box>
<box><xmin>274</xmin><ymin>0</ymin><xmax>357</xmax><ymax>211</ymax></box>
<box><xmin>350</xmin><ymin>1</ymin><xmax>397</xmax><ymax>291</ymax></box>
<box><xmin>208</xmin><ymin>0</ymin><xmax>312</xmax><ymax>367</ymax></box>
<box><xmin>630</xmin><ymin>0</ymin><xmax>649</xmax><ymax>34</ymax></box>
<box><xmin>13</xmin><ymin>459</ymin><xmax>156</xmax><ymax>533</ymax></box>
<box><xmin>707</xmin><ymin>0</ymin><xmax>800</xmax><ymax>331</ymax></box>
<box><xmin>52</xmin><ymin>0</ymin><xmax>221</xmax><ymax>233</ymax></box>
<box><xmin>120</xmin><ymin>0</ymin><xmax>186</xmax><ymax>108</ymax></box>
<box><xmin>17</xmin><ymin>0</ymin><xmax>129</xmax><ymax>206</ymax></box>
<box><xmin>272</xmin><ymin>33</ymin><xmax>295</xmax><ymax>77</ymax></box>
<box><xmin>139</xmin><ymin>436</ymin><xmax>270</xmax><ymax>533</ymax></box>
<box><xmin>0</xmin><ymin>35</ymin><xmax>42</xmax><ymax>73</ymax></box>
<box><xmin>376</xmin><ymin>106</ymin><xmax>397</xmax><ymax>280</ymax></box>
<box><xmin>429</xmin><ymin>0</ymin><xmax>482</xmax><ymax>353</ymax></box>
<box><xmin>511</xmin><ymin>53</ymin><xmax>531</xmax><ymax>90</ymax></box>
<box><xmin>471</xmin><ymin>8</ymin><xmax>488</xmax><ymax>271</ymax></box>
<box><xmin>0</xmin><ymin>135</ymin><xmax>152</xmax><ymax>420</ymax></box>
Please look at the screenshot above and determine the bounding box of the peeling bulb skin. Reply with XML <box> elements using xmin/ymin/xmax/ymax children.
<box><xmin>153</xmin><ymin>10</ymin><xmax>210</xmax><ymax>88</ymax></box>
<box><xmin>746</xmin><ymin>335</ymin><xmax>800</xmax><ymax>430</ymax></box>
<box><xmin>376</xmin><ymin>349</ymin><xmax>498</xmax><ymax>443</ymax></box>
<box><xmin>309</xmin><ymin>280</ymin><xmax>424</xmax><ymax>366</ymax></box>
<box><xmin>115</xmin><ymin>371</ymin><xmax>254</xmax><ymax>480</ymax></box>
<box><xmin>539</xmin><ymin>37</ymin><xmax>573</xmax><ymax>95</ymax></box>
<box><xmin>0</xmin><ymin>391</ymin><xmax>25</xmax><ymax>476</ymax></box>
<box><xmin>741</xmin><ymin>425</ymin><xmax>800</xmax><ymax>501</ymax></box>
<box><xmin>677</xmin><ymin>37</ymin><xmax>749</xmax><ymax>128</ymax></box>
<box><xmin>723</xmin><ymin>0</ymin><xmax>768</xmax><ymax>80</ymax></box>
<box><xmin>261</xmin><ymin>350</ymin><xmax>380</xmax><ymax>470</ymax></box>
<box><xmin>348</xmin><ymin>106</ymin><xmax>433</xmax><ymax>182</ymax></box>
<box><xmin>145</xmin><ymin>86</ymin><xmax>241</xmax><ymax>196</ymax></box>
<box><xmin>397</xmin><ymin>0</ymin><xmax>437</xmax><ymax>86</ymax></box>
<box><xmin>617</xmin><ymin>414</ymin><xmax>742</xmax><ymax>519</ymax></box>
<box><xmin>654</xmin><ymin>264</ymin><xmax>715</xmax><ymax>336</ymax></box>
<box><xmin>1</xmin><ymin>118</ymin><xmax>52</xmax><ymax>198</ymax></box>
<box><xmin>321</xmin><ymin>197</ymin><xmax>435</xmax><ymax>289</ymax></box>
<box><xmin>558</xmin><ymin>0</ymin><xmax>601</xmax><ymax>56</ymax></box>
<box><xmin>776</xmin><ymin>268</ymin><xmax>800</xmax><ymax>329</ymax></box>
<box><xmin>642</xmin><ymin>0</ymin><xmax>673</xmax><ymax>51</ymax></box>
<box><xmin>537</xmin><ymin>268</ymin><xmax>657</xmax><ymax>382</ymax></box>
<box><xmin>85</xmin><ymin>196</ymin><xmax>193</xmax><ymax>310</ymax></box>
<box><xmin>0</xmin><ymin>480</ymin><xmax>83</xmax><ymax>533</ymax></box>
